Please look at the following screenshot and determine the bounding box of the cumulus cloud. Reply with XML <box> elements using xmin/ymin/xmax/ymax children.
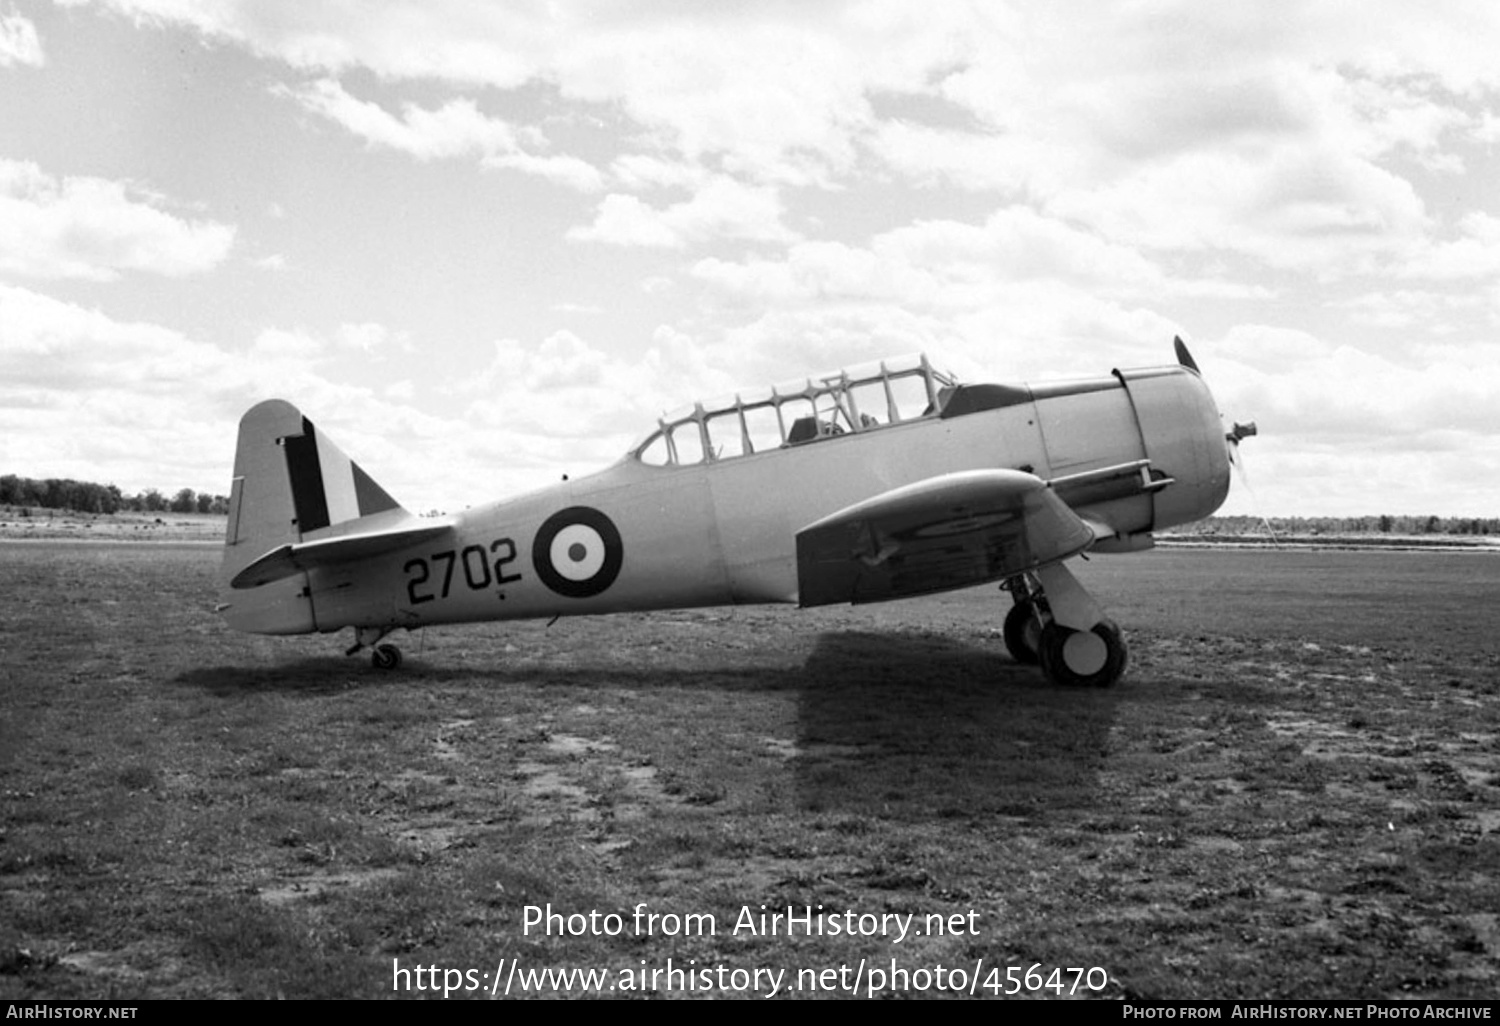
<box><xmin>70</xmin><ymin>1</ymin><xmax>1499</xmax><ymax>275</ymax></box>
<box><xmin>24</xmin><ymin>2</ymin><xmax>1500</xmax><ymax>514</ymax></box>
<box><xmin>455</xmin><ymin>328</ymin><xmax>743</xmax><ymax>479</ymax></box>
<box><xmin>250</xmin><ymin>327</ymin><xmax>325</xmax><ymax>361</ymax></box>
<box><xmin>0</xmin><ymin>283</ymin><xmax>243</xmax><ymax>490</ymax></box>
<box><xmin>879</xmin><ymin>10</ymin><xmax>1482</xmax><ymax>278</ymax></box>
<box><xmin>1398</xmin><ymin>212</ymin><xmax>1500</xmax><ymax>280</ymax></box>
<box><xmin>865</xmin><ymin>120</ymin><xmax>1066</xmax><ymax>196</ymax></box>
<box><xmin>1041</xmin><ymin>144</ymin><xmax>1432</xmax><ymax>274</ymax></box>
<box><xmin>285</xmin><ymin>79</ymin><xmax>516</xmax><ymax>160</ymax></box>
<box><xmin>0</xmin><ymin>284</ymin><xmax>458</xmax><ymax>498</ymax></box>
<box><xmin>569</xmin><ymin>178</ymin><xmax>795</xmax><ymax>248</ymax></box>
<box><xmin>280</xmin><ymin>78</ymin><xmax>604</xmax><ymax>190</ymax></box>
<box><xmin>1215</xmin><ymin>327</ymin><xmax>1500</xmax><ymax>444</ymax></box>
<box><xmin>69</xmin><ymin>0</ymin><xmax>556</xmax><ymax>85</ymax></box>
<box><xmin>1186</xmin><ymin>325</ymin><xmax>1500</xmax><ymax>517</ymax></box>
<box><xmin>75</xmin><ymin>1</ymin><xmax>952</xmax><ymax>184</ymax></box>
<box><xmin>691</xmin><ymin>207</ymin><xmax>1261</xmax><ymax>322</ymax></box>
<box><xmin>249</xmin><ymin>322</ymin><xmax>409</xmax><ymax>363</ymax></box>
<box><xmin>0</xmin><ymin>282</ymin><xmax>223</xmax><ymax>391</ymax></box>
<box><xmin>0</xmin><ymin>7</ymin><xmax>43</xmax><ymax>66</ymax></box>
<box><xmin>0</xmin><ymin>159</ymin><xmax>234</xmax><ymax>280</ymax></box>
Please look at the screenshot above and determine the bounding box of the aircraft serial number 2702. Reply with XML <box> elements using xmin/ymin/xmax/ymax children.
<box><xmin>219</xmin><ymin>339</ymin><xmax>1251</xmax><ymax>688</ymax></box>
<box><xmin>403</xmin><ymin>541</ymin><xmax>523</xmax><ymax>605</ymax></box>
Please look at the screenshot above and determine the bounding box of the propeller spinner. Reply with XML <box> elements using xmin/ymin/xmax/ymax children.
<box><xmin>1175</xmin><ymin>337</ymin><xmax>1275</xmax><ymax>546</ymax></box>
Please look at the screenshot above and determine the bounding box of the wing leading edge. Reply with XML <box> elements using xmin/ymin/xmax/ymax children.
<box><xmin>795</xmin><ymin>469</ymin><xmax>1095</xmax><ymax>607</ymax></box>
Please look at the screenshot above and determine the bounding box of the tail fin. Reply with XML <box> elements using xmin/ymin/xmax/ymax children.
<box><xmin>220</xmin><ymin>400</ymin><xmax>405</xmax><ymax>634</ymax></box>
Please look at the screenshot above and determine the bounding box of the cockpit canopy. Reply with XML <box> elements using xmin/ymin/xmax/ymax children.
<box><xmin>634</xmin><ymin>354</ymin><xmax>958</xmax><ymax>466</ymax></box>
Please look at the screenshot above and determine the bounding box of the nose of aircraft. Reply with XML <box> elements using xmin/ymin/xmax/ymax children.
<box><xmin>1124</xmin><ymin>339</ymin><xmax>1234</xmax><ymax>530</ymax></box>
<box><xmin>1176</xmin><ymin>340</ymin><xmax>1267</xmax><ymax>530</ymax></box>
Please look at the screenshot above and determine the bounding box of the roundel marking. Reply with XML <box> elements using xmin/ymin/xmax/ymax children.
<box><xmin>532</xmin><ymin>506</ymin><xmax>623</xmax><ymax>598</ymax></box>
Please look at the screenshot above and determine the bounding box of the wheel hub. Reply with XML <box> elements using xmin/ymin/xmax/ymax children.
<box><xmin>1061</xmin><ymin>629</ymin><xmax>1108</xmax><ymax>675</ymax></box>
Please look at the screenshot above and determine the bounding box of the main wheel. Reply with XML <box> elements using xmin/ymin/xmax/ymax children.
<box><xmin>1003</xmin><ymin>598</ymin><xmax>1043</xmax><ymax>665</ymax></box>
<box><xmin>1037</xmin><ymin>619</ymin><xmax>1127</xmax><ymax>688</ymax></box>
<box><xmin>372</xmin><ymin>643</ymin><xmax>403</xmax><ymax>670</ymax></box>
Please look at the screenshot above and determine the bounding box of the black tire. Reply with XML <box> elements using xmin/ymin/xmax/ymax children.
<box><xmin>1003</xmin><ymin>599</ymin><xmax>1043</xmax><ymax>665</ymax></box>
<box><xmin>1037</xmin><ymin>619</ymin><xmax>1127</xmax><ymax>688</ymax></box>
<box><xmin>372</xmin><ymin>643</ymin><xmax>403</xmax><ymax>670</ymax></box>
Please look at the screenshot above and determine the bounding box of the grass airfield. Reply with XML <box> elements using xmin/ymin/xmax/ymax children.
<box><xmin>0</xmin><ymin>537</ymin><xmax>1497</xmax><ymax>999</ymax></box>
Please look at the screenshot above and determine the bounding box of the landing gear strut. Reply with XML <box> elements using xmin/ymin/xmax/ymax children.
<box><xmin>346</xmin><ymin>626</ymin><xmax>404</xmax><ymax>670</ymax></box>
<box><xmin>1003</xmin><ymin>567</ymin><xmax>1128</xmax><ymax>687</ymax></box>
<box><xmin>1002</xmin><ymin>593</ymin><xmax>1044</xmax><ymax>666</ymax></box>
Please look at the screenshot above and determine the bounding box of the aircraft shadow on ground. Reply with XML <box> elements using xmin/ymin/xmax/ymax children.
<box><xmin>172</xmin><ymin>659</ymin><xmax>382</xmax><ymax>696</ymax></box>
<box><xmin>171</xmin><ymin>653</ymin><xmax>776</xmax><ymax>696</ymax></box>
<box><xmin>789</xmin><ymin>630</ymin><xmax>1122</xmax><ymax>819</ymax></box>
<box><xmin>173</xmin><ymin>628</ymin><xmax>1122</xmax><ymax>821</ymax></box>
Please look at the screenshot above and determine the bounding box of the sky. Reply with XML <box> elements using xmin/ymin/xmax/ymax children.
<box><xmin>2</xmin><ymin>0</ymin><xmax>1498</xmax><ymax>518</ymax></box>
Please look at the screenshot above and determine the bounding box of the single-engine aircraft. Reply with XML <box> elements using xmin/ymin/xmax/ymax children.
<box><xmin>219</xmin><ymin>338</ymin><xmax>1251</xmax><ymax>688</ymax></box>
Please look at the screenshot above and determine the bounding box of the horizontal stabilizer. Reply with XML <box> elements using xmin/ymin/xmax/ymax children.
<box><xmin>795</xmin><ymin>469</ymin><xmax>1094</xmax><ymax>607</ymax></box>
<box><xmin>231</xmin><ymin>518</ymin><xmax>453</xmax><ymax>590</ymax></box>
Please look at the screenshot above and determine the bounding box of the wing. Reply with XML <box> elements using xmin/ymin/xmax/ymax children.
<box><xmin>229</xmin><ymin>519</ymin><xmax>454</xmax><ymax>589</ymax></box>
<box><xmin>795</xmin><ymin>469</ymin><xmax>1094</xmax><ymax>607</ymax></box>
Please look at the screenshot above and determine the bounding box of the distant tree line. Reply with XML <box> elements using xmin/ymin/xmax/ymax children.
<box><xmin>0</xmin><ymin>475</ymin><xmax>229</xmax><ymax>515</ymax></box>
<box><xmin>1171</xmin><ymin>515</ymin><xmax>1499</xmax><ymax>537</ymax></box>
<box><xmin>5</xmin><ymin>473</ymin><xmax>1495</xmax><ymax>535</ymax></box>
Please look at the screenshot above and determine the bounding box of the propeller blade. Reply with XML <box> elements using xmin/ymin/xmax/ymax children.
<box><xmin>1174</xmin><ymin>336</ymin><xmax>1272</xmax><ymax>546</ymax></box>
<box><xmin>1227</xmin><ymin>437</ymin><xmax>1280</xmax><ymax>548</ymax></box>
<box><xmin>1174</xmin><ymin>336</ymin><xmax>1201</xmax><ymax>373</ymax></box>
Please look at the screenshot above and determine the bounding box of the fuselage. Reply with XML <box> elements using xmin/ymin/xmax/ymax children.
<box><xmin>284</xmin><ymin>360</ymin><xmax>1229</xmax><ymax>636</ymax></box>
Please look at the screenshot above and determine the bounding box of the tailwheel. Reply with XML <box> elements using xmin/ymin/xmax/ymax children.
<box><xmin>371</xmin><ymin>643</ymin><xmax>403</xmax><ymax>670</ymax></box>
<box><xmin>1002</xmin><ymin>597</ymin><xmax>1044</xmax><ymax>665</ymax></box>
<box><xmin>1037</xmin><ymin>619</ymin><xmax>1128</xmax><ymax>688</ymax></box>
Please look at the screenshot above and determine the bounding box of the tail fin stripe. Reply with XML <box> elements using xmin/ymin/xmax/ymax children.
<box><xmin>284</xmin><ymin>422</ymin><xmax>330</xmax><ymax>533</ymax></box>
<box><xmin>313</xmin><ymin>426</ymin><xmax>360</xmax><ymax>526</ymax></box>
<box><xmin>353</xmin><ymin>462</ymin><xmax>400</xmax><ymax>517</ymax></box>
